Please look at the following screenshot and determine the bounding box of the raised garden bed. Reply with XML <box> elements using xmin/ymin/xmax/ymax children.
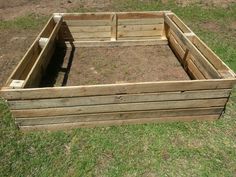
<box><xmin>0</xmin><ymin>11</ymin><xmax>235</xmax><ymax>131</ymax></box>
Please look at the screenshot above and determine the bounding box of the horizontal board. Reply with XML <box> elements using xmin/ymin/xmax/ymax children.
<box><xmin>70</xmin><ymin>31</ymin><xmax>111</xmax><ymax>38</ymax></box>
<box><xmin>12</xmin><ymin>98</ymin><xmax>227</xmax><ymax>118</ymax></box>
<box><xmin>63</xmin><ymin>14</ymin><xmax>110</xmax><ymax>20</ymax></box>
<box><xmin>1</xmin><ymin>79</ymin><xmax>235</xmax><ymax>100</ymax></box>
<box><xmin>117</xmin><ymin>12</ymin><xmax>163</xmax><ymax>19</ymax></box>
<box><xmin>69</xmin><ymin>26</ymin><xmax>111</xmax><ymax>33</ymax></box>
<box><xmin>118</xmin><ymin>18</ymin><xmax>163</xmax><ymax>25</ymax></box>
<box><xmin>9</xmin><ymin>89</ymin><xmax>231</xmax><ymax>110</ymax></box>
<box><xmin>118</xmin><ymin>24</ymin><xmax>163</xmax><ymax>32</ymax></box>
<box><xmin>64</xmin><ymin>37</ymin><xmax>110</xmax><ymax>41</ymax></box>
<box><xmin>117</xmin><ymin>36</ymin><xmax>163</xmax><ymax>40</ymax></box>
<box><xmin>63</xmin><ymin>38</ymin><xmax>168</xmax><ymax>47</ymax></box>
<box><xmin>19</xmin><ymin>115</ymin><xmax>219</xmax><ymax>131</ymax></box>
<box><xmin>118</xmin><ymin>30</ymin><xmax>162</xmax><ymax>37</ymax></box>
<box><xmin>65</xmin><ymin>20</ymin><xmax>110</xmax><ymax>26</ymax></box>
<box><xmin>15</xmin><ymin>107</ymin><xmax>224</xmax><ymax>126</ymax></box>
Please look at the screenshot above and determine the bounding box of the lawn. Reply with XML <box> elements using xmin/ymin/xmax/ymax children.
<box><xmin>0</xmin><ymin>1</ymin><xmax>236</xmax><ymax>176</ymax></box>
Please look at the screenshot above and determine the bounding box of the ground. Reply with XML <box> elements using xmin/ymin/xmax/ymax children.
<box><xmin>0</xmin><ymin>0</ymin><xmax>236</xmax><ymax>176</ymax></box>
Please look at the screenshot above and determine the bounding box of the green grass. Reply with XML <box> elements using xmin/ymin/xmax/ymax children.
<box><xmin>0</xmin><ymin>13</ymin><xmax>48</xmax><ymax>29</ymax></box>
<box><xmin>1</xmin><ymin>1</ymin><xmax>236</xmax><ymax>176</ymax></box>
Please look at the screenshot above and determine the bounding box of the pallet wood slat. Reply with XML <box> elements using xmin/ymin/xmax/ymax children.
<box><xmin>118</xmin><ymin>18</ymin><xmax>164</xmax><ymax>25</ymax></box>
<box><xmin>12</xmin><ymin>98</ymin><xmax>227</xmax><ymax>118</ymax></box>
<box><xmin>16</xmin><ymin>107</ymin><xmax>223</xmax><ymax>126</ymax></box>
<box><xmin>9</xmin><ymin>89</ymin><xmax>231</xmax><ymax>110</ymax></box>
<box><xmin>20</xmin><ymin>115</ymin><xmax>219</xmax><ymax>131</ymax></box>
<box><xmin>1</xmin><ymin>79</ymin><xmax>235</xmax><ymax>100</ymax></box>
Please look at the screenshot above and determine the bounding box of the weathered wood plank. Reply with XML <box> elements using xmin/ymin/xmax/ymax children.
<box><xmin>68</xmin><ymin>26</ymin><xmax>111</xmax><ymax>33</ymax></box>
<box><xmin>118</xmin><ymin>18</ymin><xmax>163</xmax><ymax>25</ymax></box>
<box><xmin>12</xmin><ymin>98</ymin><xmax>227</xmax><ymax>118</ymax></box>
<box><xmin>118</xmin><ymin>24</ymin><xmax>163</xmax><ymax>32</ymax></box>
<box><xmin>118</xmin><ymin>30</ymin><xmax>162</xmax><ymax>37</ymax></box>
<box><xmin>70</xmin><ymin>31</ymin><xmax>111</xmax><ymax>38</ymax></box>
<box><xmin>168</xmin><ymin>13</ymin><xmax>192</xmax><ymax>33</ymax></box>
<box><xmin>9</xmin><ymin>89</ymin><xmax>231</xmax><ymax>110</ymax></box>
<box><xmin>15</xmin><ymin>107</ymin><xmax>224</xmax><ymax>126</ymax></box>
<box><xmin>19</xmin><ymin>114</ymin><xmax>219</xmax><ymax>131</ymax></box>
<box><xmin>65</xmin><ymin>19</ymin><xmax>111</xmax><ymax>26</ymax></box>
<box><xmin>164</xmin><ymin>15</ymin><xmax>221</xmax><ymax>79</ymax></box>
<box><xmin>62</xmin><ymin>38</ymin><xmax>168</xmax><ymax>47</ymax></box>
<box><xmin>1</xmin><ymin>79</ymin><xmax>236</xmax><ymax>100</ymax></box>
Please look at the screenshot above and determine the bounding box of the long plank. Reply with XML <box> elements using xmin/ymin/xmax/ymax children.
<box><xmin>164</xmin><ymin>15</ymin><xmax>221</xmax><ymax>79</ymax></box>
<box><xmin>23</xmin><ymin>18</ymin><xmax>62</xmax><ymax>88</ymax></box>
<box><xmin>9</xmin><ymin>89</ymin><xmax>231</xmax><ymax>110</ymax></box>
<box><xmin>63</xmin><ymin>38</ymin><xmax>168</xmax><ymax>47</ymax></box>
<box><xmin>12</xmin><ymin>98</ymin><xmax>227</xmax><ymax>118</ymax></box>
<box><xmin>70</xmin><ymin>32</ymin><xmax>111</xmax><ymax>38</ymax></box>
<box><xmin>169</xmin><ymin>13</ymin><xmax>192</xmax><ymax>33</ymax></box>
<box><xmin>1</xmin><ymin>79</ymin><xmax>235</xmax><ymax>100</ymax></box>
<box><xmin>19</xmin><ymin>115</ymin><xmax>219</xmax><ymax>131</ymax></box>
<box><xmin>15</xmin><ymin>107</ymin><xmax>223</xmax><ymax>126</ymax></box>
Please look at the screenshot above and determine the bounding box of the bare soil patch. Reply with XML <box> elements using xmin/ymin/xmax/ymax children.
<box><xmin>201</xmin><ymin>21</ymin><xmax>221</xmax><ymax>32</ymax></box>
<box><xmin>40</xmin><ymin>45</ymin><xmax>190</xmax><ymax>87</ymax></box>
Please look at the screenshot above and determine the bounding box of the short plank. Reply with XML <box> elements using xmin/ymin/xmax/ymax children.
<box><xmin>187</xmin><ymin>57</ymin><xmax>206</xmax><ymax>79</ymax></box>
<box><xmin>19</xmin><ymin>115</ymin><xmax>219</xmax><ymax>131</ymax></box>
<box><xmin>12</xmin><ymin>98</ymin><xmax>227</xmax><ymax>118</ymax></box>
<box><xmin>118</xmin><ymin>18</ymin><xmax>163</xmax><ymax>25</ymax></box>
<box><xmin>9</xmin><ymin>89</ymin><xmax>231</xmax><ymax>110</ymax></box>
<box><xmin>1</xmin><ymin>79</ymin><xmax>235</xmax><ymax>100</ymax></box>
<box><xmin>117</xmin><ymin>12</ymin><xmax>164</xmax><ymax>19</ymax></box>
<box><xmin>63</xmin><ymin>13</ymin><xmax>110</xmax><ymax>20</ymax></box>
<box><xmin>65</xmin><ymin>20</ymin><xmax>111</xmax><ymax>26</ymax></box>
<box><xmin>68</xmin><ymin>26</ymin><xmax>111</xmax><ymax>33</ymax></box>
<box><xmin>70</xmin><ymin>31</ymin><xmax>111</xmax><ymax>38</ymax></box>
<box><xmin>118</xmin><ymin>30</ymin><xmax>162</xmax><ymax>37</ymax></box>
<box><xmin>15</xmin><ymin>107</ymin><xmax>224</xmax><ymax>126</ymax></box>
<box><xmin>164</xmin><ymin>15</ymin><xmax>221</xmax><ymax>79</ymax></box>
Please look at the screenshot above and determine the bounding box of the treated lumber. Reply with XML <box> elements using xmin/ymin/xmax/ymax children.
<box><xmin>19</xmin><ymin>115</ymin><xmax>219</xmax><ymax>131</ymax></box>
<box><xmin>118</xmin><ymin>24</ymin><xmax>163</xmax><ymax>32</ymax></box>
<box><xmin>118</xmin><ymin>18</ymin><xmax>163</xmax><ymax>25</ymax></box>
<box><xmin>65</xmin><ymin>19</ymin><xmax>111</xmax><ymax>26</ymax></box>
<box><xmin>12</xmin><ymin>98</ymin><xmax>227</xmax><ymax>118</ymax></box>
<box><xmin>63</xmin><ymin>14</ymin><xmax>110</xmax><ymax>20</ymax></box>
<box><xmin>167</xmin><ymin>13</ymin><xmax>192</xmax><ymax>33</ymax></box>
<box><xmin>1</xmin><ymin>79</ymin><xmax>236</xmax><ymax>100</ymax></box>
<box><xmin>118</xmin><ymin>30</ymin><xmax>162</xmax><ymax>38</ymax></box>
<box><xmin>70</xmin><ymin>32</ymin><xmax>111</xmax><ymax>38</ymax></box>
<box><xmin>9</xmin><ymin>89</ymin><xmax>231</xmax><ymax>110</ymax></box>
<box><xmin>23</xmin><ymin>18</ymin><xmax>62</xmax><ymax>88</ymax></box>
<box><xmin>15</xmin><ymin>107</ymin><xmax>224</xmax><ymax>126</ymax></box>
<box><xmin>62</xmin><ymin>38</ymin><xmax>168</xmax><ymax>47</ymax></box>
<box><xmin>68</xmin><ymin>26</ymin><xmax>111</xmax><ymax>33</ymax></box>
<box><xmin>164</xmin><ymin>15</ymin><xmax>221</xmax><ymax>79</ymax></box>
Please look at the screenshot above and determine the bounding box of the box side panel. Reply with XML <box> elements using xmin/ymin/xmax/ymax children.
<box><xmin>1</xmin><ymin>79</ymin><xmax>235</xmax><ymax>130</ymax></box>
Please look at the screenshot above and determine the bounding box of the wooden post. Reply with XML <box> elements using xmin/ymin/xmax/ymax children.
<box><xmin>110</xmin><ymin>13</ymin><xmax>117</xmax><ymax>41</ymax></box>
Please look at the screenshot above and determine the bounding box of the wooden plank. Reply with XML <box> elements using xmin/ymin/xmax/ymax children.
<box><xmin>118</xmin><ymin>30</ymin><xmax>162</xmax><ymax>38</ymax></box>
<box><xmin>168</xmin><ymin>13</ymin><xmax>192</xmax><ymax>33</ymax></box>
<box><xmin>65</xmin><ymin>20</ymin><xmax>111</xmax><ymax>26</ymax></box>
<box><xmin>187</xmin><ymin>57</ymin><xmax>206</xmax><ymax>79</ymax></box>
<box><xmin>164</xmin><ymin>15</ymin><xmax>221</xmax><ymax>79</ymax></box>
<box><xmin>1</xmin><ymin>79</ymin><xmax>236</xmax><ymax>100</ymax></box>
<box><xmin>9</xmin><ymin>89</ymin><xmax>231</xmax><ymax>110</ymax></box>
<box><xmin>12</xmin><ymin>98</ymin><xmax>227</xmax><ymax>118</ymax></box>
<box><xmin>192</xmin><ymin>36</ymin><xmax>235</xmax><ymax>78</ymax></box>
<box><xmin>118</xmin><ymin>24</ymin><xmax>163</xmax><ymax>32</ymax></box>
<box><xmin>19</xmin><ymin>114</ymin><xmax>219</xmax><ymax>131</ymax></box>
<box><xmin>23</xmin><ymin>18</ymin><xmax>62</xmax><ymax>88</ymax></box>
<box><xmin>62</xmin><ymin>38</ymin><xmax>168</xmax><ymax>47</ymax></box>
<box><xmin>15</xmin><ymin>107</ymin><xmax>224</xmax><ymax>126</ymax></box>
<box><xmin>68</xmin><ymin>26</ymin><xmax>111</xmax><ymax>33</ymax></box>
<box><xmin>70</xmin><ymin>32</ymin><xmax>111</xmax><ymax>38</ymax></box>
<box><xmin>117</xmin><ymin>12</ymin><xmax>164</xmax><ymax>19</ymax></box>
<box><xmin>110</xmin><ymin>13</ymin><xmax>117</xmax><ymax>40</ymax></box>
<box><xmin>63</xmin><ymin>13</ymin><xmax>110</xmax><ymax>20</ymax></box>
<box><xmin>118</xmin><ymin>18</ymin><xmax>163</xmax><ymax>25</ymax></box>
